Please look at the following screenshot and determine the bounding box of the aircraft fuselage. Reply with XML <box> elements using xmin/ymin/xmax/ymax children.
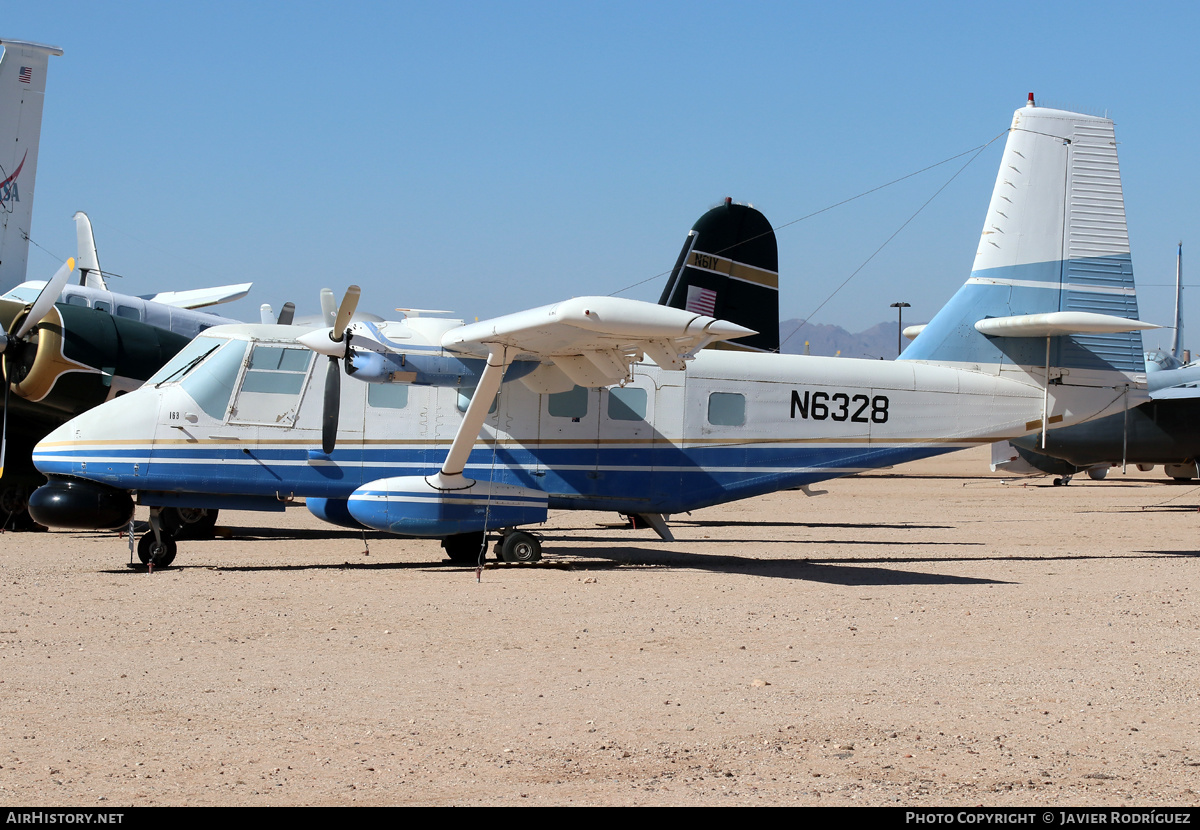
<box><xmin>32</xmin><ymin>324</ymin><xmax>1134</xmax><ymax>525</ymax></box>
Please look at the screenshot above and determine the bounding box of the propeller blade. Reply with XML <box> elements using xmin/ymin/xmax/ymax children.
<box><xmin>15</xmin><ymin>257</ymin><xmax>75</xmax><ymax>340</ymax></box>
<box><xmin>259</xmin><ymin>303</ymin><xmax>274</xmax><ymax>325</ymax></box>
<box><xmin>321</xmin><ymin>356</ymin><xmax>340</xmax><ymax>455</ymax></box>
<box><xmin>277</xmin><ymin>301</ymin><xmax>295</xmax><ymax>326</ymax></box>
<box><xmin>319</xmin><ymin>288</ymin><xmax>336</xmax><ymax>328</ymax></box>
<box><xmin>331</xmin><ymin>285</ymin><xmax>360</xmax><ymax>342</ymax></box>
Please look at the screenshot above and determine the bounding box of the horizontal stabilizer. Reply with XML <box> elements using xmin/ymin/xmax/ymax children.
<box><xmin>141</xmin><ymin>283</ymin><xmax>252</xmax><ymax>309</ymax></box>
<box><xmin>974</xmin><ymin>312</ymin><xmax>1158</xmax><ymax>338</ymax></box>
<box><xmin>1146</xmin><ymin>362</ymin><xmax>1200</xmax><ymax>394</ymax></box>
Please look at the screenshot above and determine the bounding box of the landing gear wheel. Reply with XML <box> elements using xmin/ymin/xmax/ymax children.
<box><xmin>137</xmin><ymin>532</ymin><xmax>177</xmax><ymax>568</ymax></box>
<box><xmin>160</xmin><ymin>507</ymin><xmax>218</xmax><ymax>540</ymax></box>
<box><xmin>1052</xmin><ymin>476</ymin><xmax>1071</xmax><ymax>486</ymax></box>
<box><xmin>0</xmin><ymin>485</ymin><xmax>27</xmax><ymax>515</ymax></box>
<box><xmin>441</xmin><ymin>531</ymin><xmax>487</xmax><ymax>563</ymax></box>
<box><xmin>501</xmin><ymin>531</ymin><xmax>541</xmax><ymax>563</ymax></box>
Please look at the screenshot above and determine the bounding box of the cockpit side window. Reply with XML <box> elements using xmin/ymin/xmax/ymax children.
<box><xmin>179</xmin><ymin>339</ymin><xmax>249</xmax><ymax>420</ymax></box>
<box><xmin>241</xmin><ymin>345</ymin><xmax>312</xmax><ymax>395</ymax></box>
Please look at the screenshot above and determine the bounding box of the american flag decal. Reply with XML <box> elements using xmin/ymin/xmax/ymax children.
<box><xmin>18</xmin><ymin>66</ymin><xmax>32</xmax><ymax>84</ymax></box>
<box><xmin>685</xmin><ymin>285</ymin><xmax>717</xmax><ymax>317</ymax></box>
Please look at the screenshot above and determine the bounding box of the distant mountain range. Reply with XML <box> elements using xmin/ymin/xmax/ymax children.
<box><xmin>777</xmin><ymin>319</ymin><xmax>920</xmax><ymax>359</ymax></box>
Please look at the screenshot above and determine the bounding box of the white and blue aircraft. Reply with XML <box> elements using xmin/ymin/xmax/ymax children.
<box><xmin>29</xmin><ymin>99</ymin><xmax>1158</xmax><ymax>567</ymax></box>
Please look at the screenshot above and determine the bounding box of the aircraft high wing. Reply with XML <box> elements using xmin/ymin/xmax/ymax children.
<box><xmin>29</xmin><ymin>98</ymin><xmax>1160</xmax><ymax>568</ymax></box>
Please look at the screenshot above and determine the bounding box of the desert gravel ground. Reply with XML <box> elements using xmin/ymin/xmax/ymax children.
<box><xmin>3</xmin><ymin>446</ymin><xmax>1200</xmax><ymax>806</ymax></box>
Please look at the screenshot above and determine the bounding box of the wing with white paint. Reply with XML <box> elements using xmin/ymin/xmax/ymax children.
<box><xmin>140</xmin><ymin>283</ymin><xmax>252</xmax><ymax>310</ymax></box>
<box><xmin>440</xmin><ymin>296</ymin><xmax>755</xmax><ymax>387</ymax></box>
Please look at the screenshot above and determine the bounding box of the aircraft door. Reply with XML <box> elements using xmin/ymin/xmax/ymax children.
<box><xmin>538</xmin><ymin>384</ymin><xmax>601</xmax><ymax>496</ymax></box>
<box><xmin>598</xmin><ymin>380</ymin><xmax>656</xmax><ymax>502</ymax></box>
<box><xmin>363</xmin><ymin>380</ymin><xmax>424</xmax><ymax>480</ymax></box>
<box><xmin>227</xmin><ymin>344</ymin><xmax>315</xmax><ymax>428</ymax></box>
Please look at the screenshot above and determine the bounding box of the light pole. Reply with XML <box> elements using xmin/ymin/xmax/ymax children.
<box><xmin>890</xmin><ymin>302</ymin><xmax>910</xmax><ymax>357</ymax></box>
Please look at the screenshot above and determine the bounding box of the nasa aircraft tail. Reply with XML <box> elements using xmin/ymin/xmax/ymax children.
<box><xmin>0</xmin><ymin>39</ymin><xmax>63</xmax><ymax>294</ymax></box>
<box><xmin>902</xmin><ymin>96</ymin><xmax>1154</xmax><ymax>392</ymax></box>
<box><xmin>658</xmin><ymin>198</ymin><xmax>779</xmax><ymax>353</ymax></box>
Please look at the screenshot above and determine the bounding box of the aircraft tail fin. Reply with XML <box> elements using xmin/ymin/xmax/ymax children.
<box><xmin>901</xmin><ymin>97</ymin><xmax>1154</xmax><ymax>390</ymax></box>
<box><xmin>658</xmin><ymin>198</ymin><xmax>779</xmax><ymax>352</ymax></box>
<box><xmin>73</xmin><ymin>211</ymin><xmax>107</xmax><ymax>290</ymax></box>
<box><xmin>0</xmin><ymin>39</ymin><xmax>63</xmax><ymax>294</ymax></box>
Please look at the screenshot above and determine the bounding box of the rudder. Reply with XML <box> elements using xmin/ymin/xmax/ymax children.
<box><xmin>659</xmin><ymin>198</ymin><xmax>779</xmax><ymax>352</ymax></box>
<box><xmin>0</xmin><ymin>39</ymin><xmax>63</xmax><ymax>293</ymax></box>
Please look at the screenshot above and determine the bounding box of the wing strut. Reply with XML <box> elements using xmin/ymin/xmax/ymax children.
<box><xmin>430</xmin><ymin>347</ymin><xmax>509</xmax><ymax>490</ymax></box>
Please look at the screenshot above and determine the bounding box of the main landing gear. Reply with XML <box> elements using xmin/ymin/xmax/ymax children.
<box><xmin>440</xmin><ymin>529</ymin><xmax>543</xmax><ymax>564</ymax></box>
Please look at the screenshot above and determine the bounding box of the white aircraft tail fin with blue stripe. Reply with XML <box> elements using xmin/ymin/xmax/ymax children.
<box><xmin>902</xmin><ymin>95</ymin><xmax>1154</xmax><ymax>389</ymax></box>
<box><xmin>0</xmin><ymin>39</ymin><xmax>62</xmax><ymax>294</ymax></box>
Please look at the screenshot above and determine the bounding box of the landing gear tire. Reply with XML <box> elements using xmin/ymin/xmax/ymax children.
<box><xmin>0</xmin><ymin>486</ymin><xmax>43</xmax><ymax>532</ymax></box>
<box><xmin>442</xmin><ymin>531</ymin><xmax>487</xmax><ymax>563</ymax></box>
<box><xmin>160</xmin><ymin>507</ymin><xmax>218</xmax><ymax>540</ymax></box>
<box><xmin>137</xmin><ymin>532</ymin><xmax>177</xmax><ymax>568</ymax></box>
<box><xmin>501</xmin><ymin>531</ymin><xmax>541</xmax><ymax>563</ymax></box>
<box><xmin>1053</xmin><ymin>476</ymin><xmax>1071</xmax><ymax>486</ymax></box>
<box><xmin>1087</xmin><ymin>467</ymin><xmax>1108</xmax><ymax>481</ymax></box>
<box><xmin>1166</xmin><ymin>463</ymin><xmax>1197</xmax><ymax>483</ymax></box>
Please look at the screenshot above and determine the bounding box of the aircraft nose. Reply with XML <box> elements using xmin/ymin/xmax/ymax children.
<box><xmin>31</xmin><ymin>418</ymin><xmax>80</xmax><ymax>477</ymax></box>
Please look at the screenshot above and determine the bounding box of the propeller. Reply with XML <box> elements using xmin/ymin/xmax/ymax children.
<box><xmin>320</xmin><ymin>288</ymin><xmax>337</xmax><ymax>327</ymax></box>
<box><xmin>259</xmin><ymin>301</ymin><xmax>297</xmax><ymax>326</ymax></box>
<box><xmin>0</xmin><ymin>257</ymin><xmax>76</xmax><ymax>478</ymax></box>
<box><xmin>318</xmin><ymin>286</ymin><xmax>360</xmax><ymax>454</ymax></box>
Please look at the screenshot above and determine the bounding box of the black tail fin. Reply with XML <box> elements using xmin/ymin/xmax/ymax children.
<box><xmin>658</xmin><ymin>198</ymin><xmax>779</xmax><ymax>352</ymax></box>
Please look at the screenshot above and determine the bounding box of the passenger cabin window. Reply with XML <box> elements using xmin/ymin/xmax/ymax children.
<box><xmin>368</xmin><ymin>383</ymin><xmax>409</xmax><ymax>410</ymax></box>
<box><xmin>607</xmin><ymin>386</ymin><xmax>647</xmax><ymax>421</ymax></box>
<box><xmin>456</xmin><ymin>388</ymin><xmax>497</xmax><ymax>414</ymax></box>
<box><xmin>707</xmin><ymin>392</ymin><xmax>745</xmax><ymax>426</ymax></box>
<box><xmin>548</xmin><ymin>385</ymin><xmax>588</xmax><ymax>418</ymax></box>
<box><xmin>94</xmin><ymin>301</ymin><xmax>111</xmax><ymax>314</ymax></box>
<box><xmin>66</xmin><ymin>295</ymin><xmax>88</xmax><ymax>307</ymax></box>
<box><xmin>115</xmin><ymin>305</ymin><xmax>140</xmax><ymax>320</ymax></box>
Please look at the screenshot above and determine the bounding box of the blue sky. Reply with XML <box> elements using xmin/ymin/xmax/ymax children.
<box><xmin>7</xmin><ymin>1</ymin><xmax>1200</xmax><ymax>347</ymax></box>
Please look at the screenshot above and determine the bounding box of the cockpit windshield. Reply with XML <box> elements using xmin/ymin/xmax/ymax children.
<box><xmin>2</xmin><ymin>284</ymin><xmax>43</xmax><ymax>304</ymax></box>
<box><xmin>180</xmin><ymin>339</ymin><xmax>250</xmax><ymax>420</ymax></box>
<box><xmin>146</xmin><ymin>336</ymin><xmax>231</xmax><ymax>386</ymax></box>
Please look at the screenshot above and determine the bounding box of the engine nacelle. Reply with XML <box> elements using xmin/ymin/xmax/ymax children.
<box><xmin>305</xmin><ymin>497</ymin><xmax>367</xmax><ymax>530</ymax></box>
<box><xmin>28</xmin><ymin>476</ymin><xmax>135</xmax><ymax>530</ymax></box>
<box><xmin>2</xmin><ymin>301</ymin><xmax>190</xmax><ymax>415</ymax></box>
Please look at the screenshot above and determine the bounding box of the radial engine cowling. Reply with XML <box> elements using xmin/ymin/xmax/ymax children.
<box><xmin>28</xmin><ymin>477</ymin><xmax>135</xmax><ymax>530</ymax></box>
<box><xmin>1</xmin><ymin>300</ymin><xmax>190</xmax><ymax>415</ymax></box>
